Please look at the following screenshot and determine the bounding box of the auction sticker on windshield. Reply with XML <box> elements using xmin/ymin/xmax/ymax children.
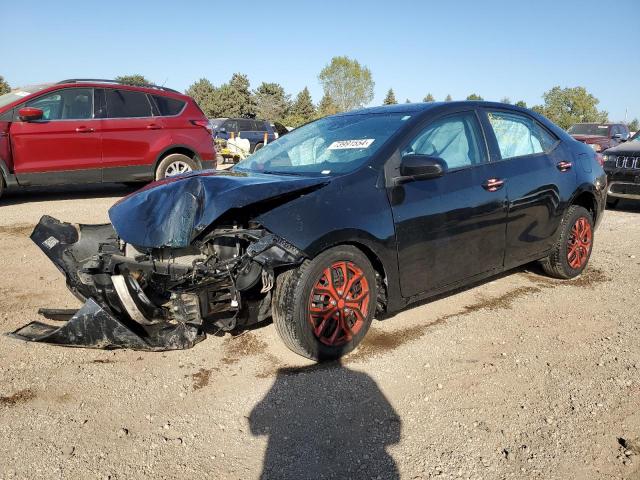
<box><xmin>328</xmin><ymin>139</ymin><xmax>375</xmax><ymax>150</ymax></box>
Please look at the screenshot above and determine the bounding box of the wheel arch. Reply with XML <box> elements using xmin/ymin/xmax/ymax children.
<box><xmin>569</xmin><ymin>186</ymin><xmax>599</xmax><ymax>224</ymax></box>
<box><xmin>154</xmin><ymin>145</ymin><xmax>200</xmax><ymax>172</ymax></box>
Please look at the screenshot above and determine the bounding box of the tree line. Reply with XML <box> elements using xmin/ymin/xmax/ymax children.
<box><xmin>1</xmin><ymin>64</ymin><xmax>638</xmax><ymax>131</ymax></box>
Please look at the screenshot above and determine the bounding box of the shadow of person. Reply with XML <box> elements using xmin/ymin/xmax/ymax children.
<box><xmin>249</xmin><ymin>361</ymin><xmax>401</xmax><ymax>480</ymax></box>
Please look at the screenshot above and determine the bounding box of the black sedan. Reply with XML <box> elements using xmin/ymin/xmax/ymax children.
<box><xmin>14</xmin><ymin>102</ymin><xmax>607</xmax><ymax>361</ymax></box>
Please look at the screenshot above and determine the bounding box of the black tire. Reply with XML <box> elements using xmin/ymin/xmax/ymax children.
<box><xmin>253</xmin><ymin>142</ymin><xmax>264</xmax><ymax>153</ymax></box>
<box><xmin>0</xmin><ymin>175</ymin><xmax>4</xmax><ymax>199</ymax></box>
<box><xmin>606</xmin><ymin>197</ymin><xmax>619</xmax><ymax>209</ymax></box>
<box><xmin>273</xmin><ymin>245</ymin><xmax>377</xmax><ymax>361</ymax></box>
<box><xmin>539</xmin><ymin>205</ymin><xmax>594</xmax><ymax>279</ymax></box>
<box><xmin>155</xmin><ymin>153</ymin><xmax>198</xmax><ymax>180</ymax></box>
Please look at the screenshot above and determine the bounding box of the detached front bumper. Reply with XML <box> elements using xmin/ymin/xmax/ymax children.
<box><xmin>9</xmin><ymin>216</ymin><xmax>204</xmax><ymax>351</ymax></box>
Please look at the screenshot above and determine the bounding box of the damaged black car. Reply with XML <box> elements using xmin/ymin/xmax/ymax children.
<box><xmin>12</xmin><ymin>102</ymin><xmax>607</xmax><ymax>361</ymax></box>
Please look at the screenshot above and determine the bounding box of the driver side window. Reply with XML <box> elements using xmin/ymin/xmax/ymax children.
<box><xmin>403</xmin><ymin>112</ymin><xmax>486</xmax><ymax>170</ymax></box>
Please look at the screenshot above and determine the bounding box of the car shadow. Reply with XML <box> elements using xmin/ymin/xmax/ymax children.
<box><xmin>0</xmin><ymin>183</ymin><xmax>140</xmax><ymax>206</ymax></box>
<box><xmin>608</xmin><ymin>199</ymin><xmax>640</xmax><ymax>213</ymax></box>
<box><xmin>249</xmin><ymin>361</ymin><xmax>401</xmax><ymax>480</ymax></box>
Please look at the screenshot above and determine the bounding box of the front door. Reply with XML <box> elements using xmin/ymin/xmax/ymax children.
<box><xmin>390</xmin><ymin>110</ymin><xmax>508</xmax><ymax>298</ymax></box>
<box><xmin>10</xmin><ymin>87</ymin><xmax>101</xmax><ymax>185</ymax></box>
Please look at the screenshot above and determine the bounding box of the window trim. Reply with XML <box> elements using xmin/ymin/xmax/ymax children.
<box><xmin>399</xmin><ymin>109</ymin><xmax>490</xmax><ymax>173</ymax></box>
<box><xmin>480</xmin><ymin>108</ymin><xmax>561</xmax><ymax>162</ymax></box>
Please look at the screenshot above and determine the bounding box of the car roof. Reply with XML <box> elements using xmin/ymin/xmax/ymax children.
<box><xmin>339</xmin><ymin>100</ymin><xmax>533</xmax><ymax>117</ymax></box>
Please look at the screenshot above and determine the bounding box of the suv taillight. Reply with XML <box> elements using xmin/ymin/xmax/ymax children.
<box><xmin>191</xmin><ymin>120</ymin><xmax>212</xmax><ymax>135</ymax></box>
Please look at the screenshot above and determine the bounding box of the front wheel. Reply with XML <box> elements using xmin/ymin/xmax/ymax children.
<box><xmin>539</xmin><ymin>205</ymin><xmax>594</xmax><ymax>279</ymax></box>
<box><xmin>272</xmin><ymin>246</ymin><xmax>377</xmax><ymax>361</ymax></box>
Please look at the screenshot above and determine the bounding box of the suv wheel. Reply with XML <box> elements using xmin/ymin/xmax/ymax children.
<box><xmin>272</xmin><ymin>246</ymin><xmax>377</xmax><ymax>361</ymax></box>
<box><xmin>0</xmin><ymin>176</ymin><xmax>4</xmax><ymax>199</ymax></box>
<box><xmin>155</xmin><ymin>154</ymin><xmax>198</xmax><ymax>180</ymax></box>
<box><xmin>253</xmin><ymin>142</ymin><xmax>264</xmax><ymax>153</ymax></box>
<box><xmin>539</xmin><ymin>205</ymin><xmax>594</xmax><ymax>279</ymax></box>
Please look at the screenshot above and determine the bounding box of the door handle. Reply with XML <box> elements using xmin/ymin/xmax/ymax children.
<box><xmin>556</xmin><ymin>161</ymin><xmax>572</xmax><ymax>172</ymax></box>
<box><xmin>482</xmin><ymin>178</ymin><xmax>505</xmax><ymax>192</ymax></box>
<box><xmin>75</xmin><ymin>126</ymin><xmax>94</xmax><ymax>133</ymax></box>
<box><xmin>146</xmin><ymin>124</ymin><xmax>162</xmax><ymax>130</ymax></box>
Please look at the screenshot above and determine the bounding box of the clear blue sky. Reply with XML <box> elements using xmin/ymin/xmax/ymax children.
<box><xmin>2</xmin><ymin>0</ymin><xmax>638</xmax><ymax>121</ymax></box>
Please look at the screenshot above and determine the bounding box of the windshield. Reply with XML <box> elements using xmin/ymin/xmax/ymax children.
<box><xmin>234</xmin><ymin>113</ymin><xmax>412</xmax><ymax>175</ymax></box>
<box><xmin>0</xmin><ymin>84</ymin><xmax>51</xmax><ymax>110</ymax></box>
<box><xmin>567</xmin><ymin>124</ymin><xmax>610</xmax><ymax>136</ymax></box>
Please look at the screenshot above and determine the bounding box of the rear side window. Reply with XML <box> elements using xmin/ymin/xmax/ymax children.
<box><xmin>106</xmin><ymin>89</ymin><xmax>152</xmax><ymax>118</ymax></box>
<box><xmin>487</xmin><ymin>111</ymin><xmax>557</xmax><ymax>159</ymax></box>
<box><xmin>152</xmin><ymin>95</ymin><xmax>185</xmax><ymax>116</ymax></box>
<box><xmin>403</xmin><ymin>112</ymin><xmax>487</xmax><ymax>170</ymax></box>
<box><xmin>237</xmin><ymin>119</ymin><xmax>254</xmax><ymax>131</ymax></box>
<box><xmin>25</xmin><ymin>88</ymin><xmax>93</xmax><ymax>120</ymax></box>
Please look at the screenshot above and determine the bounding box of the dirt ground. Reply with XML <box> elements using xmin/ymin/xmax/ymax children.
<box><xmin>1</xmin><ymin>183</ymin><xmax>639</xmax><ymax>480</ymax></box>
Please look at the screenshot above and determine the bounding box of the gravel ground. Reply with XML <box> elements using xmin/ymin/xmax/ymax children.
<box><xmin>1</xmin><ymin>183</ymin><xmax>639</xmax><ymax>480</ymax></box>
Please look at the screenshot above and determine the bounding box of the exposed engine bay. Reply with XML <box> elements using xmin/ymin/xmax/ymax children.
<box><xmin>11</xmin><ymin>215</ymin><xmax>305</xmax><ymax>350</ymax></box>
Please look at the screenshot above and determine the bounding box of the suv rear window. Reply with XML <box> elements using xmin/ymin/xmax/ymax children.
<box><xmin>152</xmin><ymin>95</ymin><xmax>185</xmax><ymax>116</ymax></box>
<box><xmin>106</xmin><ymin>89</ymin><xmax>152</xmax><ymax>118</ymax></box>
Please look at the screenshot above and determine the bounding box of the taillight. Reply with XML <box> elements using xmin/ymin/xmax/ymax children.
<box><xmin>191</xmin><ymin>120</ymin><xmax>212</xmax><ymax>135</ymax></box>
<box><xmin>595</xmin><ymin>153</ymin><xmax>604</xmax><ymax>166</ymax></box>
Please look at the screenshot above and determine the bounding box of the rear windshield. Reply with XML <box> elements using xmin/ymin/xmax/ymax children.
<box><xmin>0</xmin><ymin>84</ymin><xmax>51</xmax><ymax>109</ymax></box>
<box><xmin>567</xmin><ymin>124</ymin><xmax>610</xmax><ymax>136</ymax></box>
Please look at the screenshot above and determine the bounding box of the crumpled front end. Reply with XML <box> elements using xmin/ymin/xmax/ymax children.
<box><xmin>11</xmin><ymin>214</ymin><xmax>305</xmax><ymax>351</ymax></box>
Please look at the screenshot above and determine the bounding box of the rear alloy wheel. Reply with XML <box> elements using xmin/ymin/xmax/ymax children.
<box><xmin>273</xmin><ymin>246</ymin><xmax>377</xmax><ymax>361</ymax></box>
<box><xmin>155</xmin><ymin>153</ymin><xmax>198</xmax><ymax>180</ymax></box>
<box><xmin>539</xmin><ymin>205</ymin><xmax>594</xmax><ymax>279</ymax></box>
<box><xmin>253</xmin><ymin>142</ymin><xmax>264</xmax><ymax>153</ymax></box>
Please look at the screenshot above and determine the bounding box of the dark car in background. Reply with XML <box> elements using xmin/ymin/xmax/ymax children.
<box><xmin>210</xmin><ymin>117</ymin><xmax>278</xmax><ymax>153</ymax></box>
<box><xmin>17</xmin><ymin>102</ymin><xmax>606</xmax><ymax>361</ymax></box>
<box><xmin>568</xmin><ymin>122</ymin><xmax>630</xmax><ymax>153</ymax></box>
<box><xmin>0</xmin><ymin>79</ymin><xmax>216</xmax><ymax>198</ymax></box>
<box><xmin>602</xmin><ymin>131</ymin><xmax>640</xmax><ymax>207</ymax></box>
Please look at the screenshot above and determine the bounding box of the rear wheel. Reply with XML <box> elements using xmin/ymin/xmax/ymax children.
<box><xmin>253</xmin><ymin>142</ymin><xmax>264</xmax><ymax>153</ymax></box>
<box><xmin>155</xmin><ymin>153</ymin><xmax>198</xmax><ymax>180</ymax></box>
<box><xmin>0</xmin><ymin>175</ymin><xmax>4</xmax><ymax>199</ymax></box>
<box><xmin>273</xmin><ymin>246</ymin><xmax>377</xmax><ymax>361</ymax></box>
<box><xmin>539</xmin><ymin>205</ymin><xmax>594</xmax><ymax>279</ymax></box>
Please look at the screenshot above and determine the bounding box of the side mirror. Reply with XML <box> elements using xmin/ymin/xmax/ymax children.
<box><xmin>613</xmin><ymin>133</ymin><xmax>623</xmax><ymax>140</ymax></box>
<box><xmin>18</xmin><ymin>107</ymin><xmax>44</xmax><ymax>122</ymax></box>
<box><xmin>218</xmin><ymin>127</ymin><xmax>227</xmax><ymax>133</ymax></box>
<box><xmin>395</xmin><ymin>154</ymin><xmax>447</xmax><ymax>184</ymax></box>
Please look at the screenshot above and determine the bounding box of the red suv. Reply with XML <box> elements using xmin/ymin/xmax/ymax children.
<box><xmin>0</xmin><ymin>79</ymin><xmax>216</xmax><ymax>198</ymax></box>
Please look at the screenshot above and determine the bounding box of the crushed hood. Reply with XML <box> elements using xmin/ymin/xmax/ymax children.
<box><xmin>108</xmin><ymin>170</ymin><xmax>329</xmax><ymax>248</ymax></box>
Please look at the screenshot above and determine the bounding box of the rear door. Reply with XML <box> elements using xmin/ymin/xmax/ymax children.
<box><xmin>390</xmin><ymin>110</ymin><xmax>508</xmax><ymax>297</ymax></box>
<box><xmin>10</xmin><ymin>88</ymin><xmax>101</xmax><ymax>184</ymax></box>
<box><xmin>100</xmin><ymin>88</ymin><xmax>166</xmax><ymax>181</ymax></box>
<box><xmin>480</xmin><ymin>108</ymin><xmax>575</xmax><ymax>268</ymax></box>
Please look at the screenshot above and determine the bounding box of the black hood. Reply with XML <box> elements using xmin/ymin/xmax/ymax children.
<box><xmin>108</xmin><ymin>170</ymin><xmax>329</xmax><ymax>248</ymax></box>
<box><xmin>604</xmin><ymin>141</ymin><xmax>640</xmax><ymax>155</ymax></box>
